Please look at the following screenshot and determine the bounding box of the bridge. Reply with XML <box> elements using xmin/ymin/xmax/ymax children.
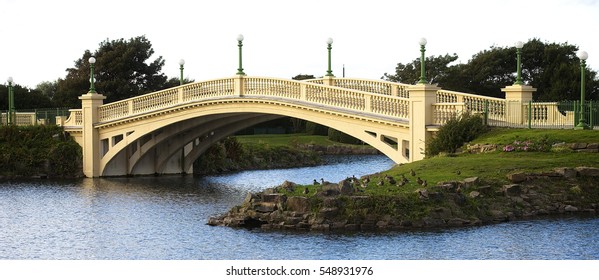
<box><xmin>60</xmin><ymin>75</ymin><xmax>549</xmax><ymax>177</ymax></box>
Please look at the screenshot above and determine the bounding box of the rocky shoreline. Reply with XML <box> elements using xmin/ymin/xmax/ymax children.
<box><xmin>208</xmin><ymin>166</ymin><xmax>599</xmax><ymax>231</ymax></box>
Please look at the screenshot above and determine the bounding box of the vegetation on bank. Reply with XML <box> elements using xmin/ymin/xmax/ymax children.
<box><xmin>0</xmin><ymin>125</ymin><xmax>81</xmax><ymax>178</ymax></box>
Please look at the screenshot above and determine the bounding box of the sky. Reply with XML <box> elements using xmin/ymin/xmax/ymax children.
<box><xmin>1</xmin><ymin>0</ymin><xmax>598</xmax><ymax>89</ymax></box>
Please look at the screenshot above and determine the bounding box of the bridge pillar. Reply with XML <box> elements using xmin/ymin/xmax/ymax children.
<box><xmin>322</xmin><ymin>76</ymin><xmax>335</xmax><ymax>86</ymax></box>
<box><xmin>79</xmin><ymin>92</ymin><xmax>106</xmax><ymax>177</ymax></box>
<box><xmin>502</xmin><ymin>85</ymin><xmax>537</xmax><ymax>124</ymax></box>
<box><xmin>408</xmin><ymin>83</ymin><xmax>439</xmax><ymax>162</ymax></box>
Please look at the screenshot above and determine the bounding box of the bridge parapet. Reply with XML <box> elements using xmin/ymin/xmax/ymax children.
<box><xmin>307</xmin><ymin>77</ymin><xmax>411</xmax><ymax>98</ymax></box>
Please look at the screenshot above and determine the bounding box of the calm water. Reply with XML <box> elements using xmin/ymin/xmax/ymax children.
<box><xmin>1</xmin><ymin>155</ymin><xmax>598</xmax><ymax>260</ymax></box>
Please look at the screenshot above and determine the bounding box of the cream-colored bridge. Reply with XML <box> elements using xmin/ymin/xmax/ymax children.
<box><xmin>61</xmin><ymin>75</ymin><xmax>542</xmax><ymax>177</ymax></box>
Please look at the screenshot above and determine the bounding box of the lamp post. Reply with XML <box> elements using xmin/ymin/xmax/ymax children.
<box><xmin>88</xmin><ymin>57</ymin><xmax>96</xmax><ymax>93</ymax></box>
<box><xmin>514</xmin><ymin>41</ymin><xmax>524</xmax><ymax>85</ymax></box>
<box><xmin>7</xmin><ymin>77</ymin><xmax>14</xmax><ymax>125</ymax></box>
<box><xmin>326</xmin><ymin>37</ymin><xmax>334</xmax><ymax>76</ymax></box>
<box><xmin>179</xmin><ymin>59</ymin><xmax>185</xmax><ymax>85</ymax></box>
<box><xmin>575</xmin><ymin>50</ymin><xmax>589</xmax><ymax>130</ymax></box>
<box><xmin>418</xmin><ymin>38</ymin><xmax>427</xmax><ymax>84</ymax></box>
<box><xmin>236</xmin><ymin>34</ymin><xmax>245</xmax><ymax>75</ymax></box>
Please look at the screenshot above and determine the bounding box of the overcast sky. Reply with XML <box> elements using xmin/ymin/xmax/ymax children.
<box><xmin>1</xmin><ymin>0</ymin><xmax>598</xmax><ymax>89</ymax></box>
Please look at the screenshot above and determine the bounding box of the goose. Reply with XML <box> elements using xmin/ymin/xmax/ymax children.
<box><xmin>416</xmin><ymin>177</ymin><xmax>424</xmax><ymax>185</ymax></box>
<box><xmin>313</xmin><ymin>179</ymin><xmax>320</xmax><ymax>185</ymax></box>
<box><xmin>410</xmin><ymin>169</ymin><xmax>416</xmax><ymax>177</ymax></box>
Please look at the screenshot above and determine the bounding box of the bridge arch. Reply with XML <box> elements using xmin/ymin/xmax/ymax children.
<box><xmin>98</xmin><ymin>97</ymin><xmax>410</xmax><ymax>176</ymax></box>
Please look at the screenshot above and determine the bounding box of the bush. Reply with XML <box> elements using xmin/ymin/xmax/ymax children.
<box><xmin>426</xmin><ymin>112</ymin><xmax>488</xmax><ymax>157</ymax></box>
<box><xmin>305</xmin><ymin>121</ymin><xmax>328</xmax><ymax>136</ymax></box>
<box><xmin>0</xmin><ymin>125</ymin><xmax>81</xmax><ymax>177</ymax></box>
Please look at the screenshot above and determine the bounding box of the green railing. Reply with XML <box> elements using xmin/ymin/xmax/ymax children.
<box><xmin>1</xmin><ymin>108</ymin><xmax>70</xmax><ymax>126</ymax></box>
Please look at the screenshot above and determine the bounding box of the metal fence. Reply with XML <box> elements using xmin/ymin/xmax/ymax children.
<box><xmin>483</xmin><ymin>100</ymin><xmax>597</xmax><ymax>129</ymax></box>
<box><xmin>1</xmin><ymin>108</ymin><xmax>70</xmax><ymax>126</ymax></box>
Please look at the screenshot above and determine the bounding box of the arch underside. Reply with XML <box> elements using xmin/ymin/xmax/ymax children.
<box><xmin>98</xmin><ymin>99</ymin><xmax>410</xmax><ymax>176</ymax></box>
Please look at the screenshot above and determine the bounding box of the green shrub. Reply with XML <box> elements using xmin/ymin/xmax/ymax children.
<box><xmin>426</xmin><ymin>112</ymin><xmax>488</xmax><ymax>157</ymax></box>
<box><xmin>305</xmin><ymin>121</ymin><xmax>328</xmax><ymax>136</ymax></box>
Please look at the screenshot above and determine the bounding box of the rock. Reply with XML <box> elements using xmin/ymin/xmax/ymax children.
<box><xmin>503</xmin><ymin>184</ymin><xmax>522</xmax><ymax>197</ymax></box>
<box><xmin>318</xmin><ymin>207</ymin><xmax>339</xmax><ymax>219</ymax></box>
<box><xmin>507</xmin><ymin>173</ymin><xmax>527</xmax><ymax>183</ymax></box>
<box><xmin>490</xmin><ymin>210</ymin><xmax>508</xmax><ymax>222</ymax></box>
<box><xmin>554</xmin><ymin>167</ymin><xmax>578</xmax><ymax>178</ymax></box>
<box><xmin>338</xmin><ymin>179</ymin><xmax>355</xmax><ymax>195</ymax></box>
<box><xmin>323</xmin><ymin>197</ymin><xmax>341</xmax><ymax>208</ymax></box>
<box><xmin>447</xmin><ymin>218</ymin><xmax>471</xmax><ymax>226</ymax></box>
<box><xmin>570</xmin><ymin>143</ymin><xmax>588</xmax><ymax>149</ymax></box>
<box><xmin>262</xmin><ymin>193</ymin><xmax>287</xmax><ymax>204</ymax></box>
<box><xmin>587</xmin><ymin>143</ymin><xmax>599</xmax><ymax>149</ymax></box>
<box><xmin>564</xmin><ymin>205</ymin><xmax>578</xmax><ymax>212</ymax></box>
<box><xmin>476</xmin><ymin>185</ymin><xmax>493</xmax><ymax>194</ymax></box>
<box><xmin>243</xmin><ymin>193</ymin><xmax>259</xmax><ymax>204</ymax></box>
<box><xmin>463</xmin><ymin>177</ymin><xmax>479</xmax><ymax>187</ymax></box>
<box><xmin>280</xmin><ymin>180</ymin><xmax>297</xmax><ymax>192</ymax></box>
<box><xmin>286</xmin><ymin>196</ymin><xmax>310</xmax><ymax>213</ymax></box>
<box><xmin>575</xmin><ymin>167</ymin><xmax>599</xmax><ymax>177</ymax></box>
<box><xmin>317</xmin><ymin>185</ymin><xmax>341</xmax><ymax>197</ymax></box>
<box><xmin>254</xmin><ymin>202</ymin><xmax>277</xmax><ymax>213</ymax></box>
<box><xmin>469</xmin><ymin>191</ymin><xmax>480</xmax><ymax>198</ymax></box>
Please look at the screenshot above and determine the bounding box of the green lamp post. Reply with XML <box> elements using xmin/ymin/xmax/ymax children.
<box><xmin>88</xmin><ymin>57</ymin><xmax>96</xmax><ymax>93</ymax></box>
<box><xmin>514</xmin><ymin>41</ymin><xmax>524</xmax><ymax>85</ymax></box>
<box><xmin>7</xmin><ymin>76</ymin><xmax>14</xmax><ymax>125</ymax></box>
<box><xmin>236</xmin><ymin>34</ymin><xmax>245</xmax><ymax>75</ymax></box>
<box><xmin>179</xmin><ymin>59</ymin><xmax>185</xmax><ymax>85</ymax></box>
<box><xmin>575</xmin><ymin>50</ymin><xmax>589</xmax><ymax>130</ymax></box>
<box><xmin>326</xmin><ymin>37</ymin><xmax>334</xmax><ymax>77</ymax></box>
<box><xmin>418</xmin><ymin>38</ymin><xmax>427</xmax><ymax>84</ymax></box>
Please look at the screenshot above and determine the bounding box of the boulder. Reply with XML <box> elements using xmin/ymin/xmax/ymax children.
<box><xmin>564</xmin><ymin>205</ymin><xmax>579</xmax><ymax>212</ymax></box>
<box><xmin>503</xmin><ymin>184</ymin><xmax>522</xmax><ymax>197</ymax></box>
<box><xmin>554</xmin><ymin>167</ymin><xmax>578</xmax><ymax>178</ymax></box>
<box><xmin>286</xmin><ymin>196</ymin><xmax>310</xmax><ymax>213</ymax></box>
<box><xmin>338</xmin><ymin>179</ymin><xmax>355</xmax><ymax>195</ymax></box>
<box><xmin>575</xmin><ymin>167</ymin><xmax>599</xmax><ymax>177</ymax></box>
<box><xmin>507</xmin><ymin>173</ymin><xmax>527</xmax><ymax>183</ymax></box>
<box><xmin>469</xmin><ymin>191</ymin><xmax>481</xmax><ymax>198</ymax></box>
<box><xmin>463</xmin><ymin>177</ymin><xmax>480</xmax><ymax>187</ymax></box>
<box><xmin>570</xmin><ymin>143</ymin><xmax>588</xmax><ymax>149</ymax></box>
<box><xmin>262</xmin><ymin>193</ymin><xmax>287</xmax><ymax>204</ymax></box>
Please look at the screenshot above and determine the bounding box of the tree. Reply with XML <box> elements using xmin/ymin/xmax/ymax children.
<box><xmin>36</xmin><ymin>81</ymin><xmax>58</xmax><ymax>100</ymax></box>
<box><xmin>53</xmin><ymin>36</ymin><xmax>168</xmax><ymax>108</ymax></box>
<box><xmin>0</xmin><ymin>84</ymin><xmax>54</xmax><ymax>110</ymax></box>
<box><xmin>292</xmin><ymin>74</ymin><xmax>315</xmax><ymax>80</ymax></box>
<box><xmin>383</xmin><ymin>39</ymin><xmax>599</xmax><ymax>101</ymax></box>
<box><xmin>383</xmin><ymin>54</ymin><xmax>458</xmax><ymax>85</ymax></box>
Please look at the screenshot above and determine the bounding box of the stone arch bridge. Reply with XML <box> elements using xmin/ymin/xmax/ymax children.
<box><xmin>61</xmin><ymin>75</ymin><xmax>539</xmax><ymax>177</ymax></box>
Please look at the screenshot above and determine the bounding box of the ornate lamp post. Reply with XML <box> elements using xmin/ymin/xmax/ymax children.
<box><xmin>236</xmin><ymin>34</ymin><xmax>245</xmax><ymax>75</ymax></box>
<box><xmin>418</xmin><ymin>38</ymin><xmax>427</xmax><ymax>84</ymax></box>
<box><xmin>179</xmin><ymin>59</ymin><xmax>185</xmax><ymax>85</ymax></box>
<box><xmin>514</xmin><ymin>41</ymin><xmax>524</xmax><ymax>85</ymax></box>
<box><xmin>88</xmin><ymin>57</ymin><xmax>96</xmax><ymax>93</ymax></box>
<box><xmin>7</xmin><ymin>77</ymin><xmax>14</xmax><ymax>125</ymax></box>
<box><xmin>575</xmin><ymin>50</ymin><xmax>589</xmax><ymax>130</ymax></box>
<box><xmin>326</xmin><ymin>37</ymin><xmax>334</xmax><ymax>77</ymax></box>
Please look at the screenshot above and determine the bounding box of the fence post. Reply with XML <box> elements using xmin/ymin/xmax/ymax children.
<box><xmin>574</xmin><ymin>101</ymin><xmax>579</xmax><ymax>126</ymax></box>
<box><xmin>484</xmin><ymin>100</ymin><xmax>489</xmax><ymax>126</ymax></box>
<box><xmin>528</xmin><ymin>100</ymin><xmax>532</xmax><ymax>129</ymax></box>
<box><xmin>590</xmin><ymin>100</ymin><xmax>594</xmax><ymax>129</ymax></box>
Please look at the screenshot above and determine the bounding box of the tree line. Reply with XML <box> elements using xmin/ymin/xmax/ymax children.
<box><xmin>383</xmin><ymin>38</ymin><xmax>598</xmax><ymax>101</ymax></box>
<box><xmin>1</xmin><ymin>37</ymin><xmax>597</xmax><ymax>112</ymax></box>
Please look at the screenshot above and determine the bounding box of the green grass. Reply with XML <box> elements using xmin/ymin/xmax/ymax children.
<box><xmin>278</xmin><ymin>128</ymin><xmax>599</xmax><ymax>198</ymax></box>
<box><xmin>235</xmin><ymin>133</ymin><xmax>366</xmax><ymax>147</ymax></box>
<box><xmin>471</xmin><ymin>128</ymin><xmax>599</xmax><ymax>145</ymax></box>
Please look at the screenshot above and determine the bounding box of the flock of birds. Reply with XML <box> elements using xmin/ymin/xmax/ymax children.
<box><xmin>310</xmin><ymin>168</ymin><xmax>434</xmax><ymax>192</ymax></box>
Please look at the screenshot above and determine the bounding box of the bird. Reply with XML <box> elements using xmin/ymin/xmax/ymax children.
<box><xmin>456</xmin><ymin>170</ymin><xmax>461</xmax><ymax>175</ymax></box>
<box><xmin>398</xmin><ymin>180</ymin><xmax>406</xmax><ymax>187</ymax></box>
<box><xmin>321</xmin><ymin>178</ymin><xmax>331</xmax><ymax>185</ymax></box>
<box><xmin>384</xmin><ymin>174</ymin><xmax>396</xmax><ymax>185</ymax></box>
<box><xmin>362</xmin><ymin>176</ymin><xmax>370</xmax><ymax>185</ymax></box>
<box><xmin>410</xmin><ymin>169</ymin><xmax>416</xmax><ymax>176</ymax></box>
<box><xmin>401</xmin><ymin>174</ymin><xmax>409</xmax><ymax>184</ymax></box>
<box><xmin>377</xmin><ymin>179</ymin><xmax>385</xmax><ymax>186</ymax></box>
<box><xmin>303</xmin><ymin>187</ymin><xmax>310</xmax><ymax>194</ymax></box>
<box><xmin>416</xmin><ymin>177</ymin><xmax>424</xmax><ymax>185</ymax></box>
<box><xmin>421</xmin><ymin>180</ymin><xmax>428</xmax><ymax>187</ymax></box>
<box><xmin>313</xmin><ymin>179</ymin><xmax>320</xmax><ymax>185</ymax></box>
